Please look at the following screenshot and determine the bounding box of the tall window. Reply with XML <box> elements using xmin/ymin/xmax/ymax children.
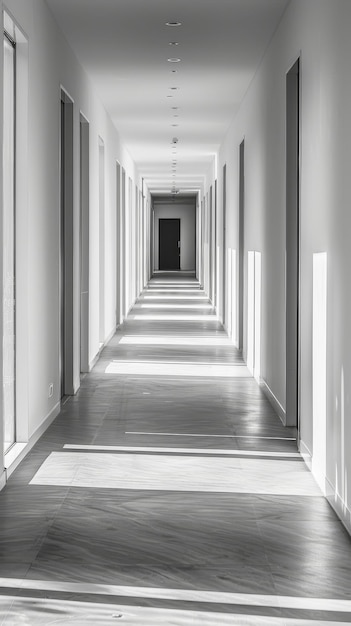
<box><xmin>3</xmin><ymin>29</ymin><xmax>16</xmax><ymax>452</ymax></box>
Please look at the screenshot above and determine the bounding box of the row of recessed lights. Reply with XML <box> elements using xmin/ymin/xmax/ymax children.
<box><xmin>166</xmin><ymin>21</ymin><xmax>182</xmax><ymax>192</ymax></box>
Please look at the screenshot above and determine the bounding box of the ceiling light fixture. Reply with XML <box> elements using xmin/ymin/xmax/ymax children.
<box><xmin>167</xmin><ymin>58</ymin><xmax>181</xmax><ymax>63</ymax></box>
<box><xmin>169</xmin><ymin>42</ymin><xmax>179</xmax><ymax>46</ymax></box>
<box><xmin>166</xmin><ymin>21</ymin><xmax>182</xmax><ymax>27</ymax></box>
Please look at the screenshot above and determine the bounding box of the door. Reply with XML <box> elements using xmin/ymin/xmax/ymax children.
<box><xmin>286</xmin><ymin>58</ymin><xmax>300</xmax><ymax>429</ymax></box>
<box><xmin>222</xmin><ymin>164</ymin><xmax>227</xmax><ymax>324</ymax></box>
<box><xmin>80</xmin><ymin>114</ymin><xmax>90</xmax><ymax>373</ymax></box>
<box><xmin>159</xmin><ymin>218</ymin><xmax>180</xmax><ymax>270</ymax></box>
<box><xmin>60</xmin><ymin>89</ymin><xmax>74</xmax><ymax>397</ymax></box>
<box><xmin>238</xmin><ymin>140</ymin><xmax>245</xmax><ymax>352</ymax></box>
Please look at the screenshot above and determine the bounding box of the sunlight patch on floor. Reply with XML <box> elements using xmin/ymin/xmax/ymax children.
<box><xmin>29</xmin><ymin>452</ymin><xmax>322</xmax><ymax>495</ymax></box>
<box><xmin>104</xmin><ymin>360</ymin><xmax>249</xmax><ymax>377</ymax></box>
<box><xmin>132</xmin><ymin>314</ymin><xmax>218</xmax><ymax>321</ymax></box>
<box><xmin>118</xmin><ymin>336</ymin><xmax>231</xmax><ymax>346</ymax></box>
<box><xmin>142</xmin><ymin>295</ymin><xmax>208</xmax><ymax>300</ymax></box>
<box><xmin>138</xmin><ymin>303</ymin><xmax>214</xmax><ymax>310</ymax></box>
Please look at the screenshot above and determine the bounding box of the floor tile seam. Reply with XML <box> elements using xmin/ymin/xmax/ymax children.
<box><xmin>6</xmin><ymin>515</ymin><xmax>60</xmax><ymax>595</ymax></box>
<box><xmin>248</xmin><ymin>509</ymin><xmax>288</xmax><ymax>600</ymax></box>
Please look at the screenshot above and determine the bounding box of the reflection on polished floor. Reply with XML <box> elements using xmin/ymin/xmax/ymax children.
<box><xmin>1</xmin><ymin>273</ymin><xmax>351</xmax><ymax>625</ymax></box>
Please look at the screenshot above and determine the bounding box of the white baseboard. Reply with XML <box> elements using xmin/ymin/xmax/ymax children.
<box><xmin>0</xmin><ymin>470</ymin><xmax>6</xmax><ymax>491</ymax></box>
<box><xmin>73</xmin><ymin>376</ymin><xmax>81</xmax><ymax>395</ymax></box>
<box><xmin>89</xmin><ymin>327</ymin><xmax>116</xmax><ymax>372</ymax></box>
<box><xmin>4</xmin><ymin>401</ymin><xmax>60</xmax><ymax>481</ymax></box>
<box><xmin>298</xmin><ymin>443</ymin><xmax>351</xmax><ymax>536</ymax></box>
<box><xmin>89</xmin><ymin>351</ymin><xmax>100</xmax><ymax>371</ymax></box>
<box><xmin>104</xmin><ymin>326</ymin><xmax>116</xmax><ymax>345</ymax></box>
<box><xmin>326</xmin><ymin>478</ymin><xmax>351</xmax><ymax>535</ymax></box>
<box><xmin>260</xmin><ymin>379</ymin><xmax>286</xmax><ymax>425</ymax></box>
<box><xmin>299</xmin><ymin>439</ymin><xmax>312</xmax><ymax>470</ymax></box>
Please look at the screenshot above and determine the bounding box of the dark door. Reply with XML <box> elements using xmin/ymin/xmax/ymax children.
<box><xmin>159</xmin><ymin>218</ymin><xmax>180</xmax><ymax>270</ymax></box>
<box><xmin>286</xmin><ymin>58</ymin><xmax>300</xmax><ymax>430</ymax></box>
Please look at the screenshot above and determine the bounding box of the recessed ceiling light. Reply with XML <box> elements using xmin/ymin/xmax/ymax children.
<box><xmin>168</xmin><ymin>58</ymin><xmax>181</xmax><ymax>63</ymax></box>
<box><xmin>169</xmin><ymin>42</ymin><xmax>179</xmax><ymax>46</ymax></box>
<box><xmin>166</xmin><ymin>21</ymin><xmax>182</xmax><ymax>27</ymax></box>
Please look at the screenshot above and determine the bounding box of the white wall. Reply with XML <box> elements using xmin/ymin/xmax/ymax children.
<box><xmin>153</xmin><ymin>200</ymin><xmax>196</xmax><ymax>272</ymax></box>
<box><xmin>0</xmin><ymin>0</ymin><xmax>140</xmax><ymax>481</ymax></box>
<box><xmin>210</xmin><ymin>0</ymin><xmax>351</xmax><ymax>532</ymax></box>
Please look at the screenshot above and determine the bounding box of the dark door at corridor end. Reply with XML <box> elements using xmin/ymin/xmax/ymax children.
<box><xmin>159</xmin><ymin>218</ymin><xmax>180</xmax><ymax>270</ymax></box>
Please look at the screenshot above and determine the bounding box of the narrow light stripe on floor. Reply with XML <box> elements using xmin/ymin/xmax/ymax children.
<box><xmin>0</xmin><ymin>579</ymin><xmax>351</xmax><ymax>612</ymax></box>
<box><xmin>63</xmin><ymin>444</ymin><xmax>301</xmax><ymax>458</ymax></box>
<box><xmin>125</xmin><ymin>431</ymin><xmax>297</xmax><ymax>441</ymax></box>
<box><xmin>0</xmin><ymin>598</ymin><xmax>347</xmax><ymax>626</ymax></box>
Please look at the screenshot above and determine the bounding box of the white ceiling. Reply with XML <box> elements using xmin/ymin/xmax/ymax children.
<box><xmin>45</xmin><ymin>0</ymin><xmax>289</xmax><ymax>196</ymax></box>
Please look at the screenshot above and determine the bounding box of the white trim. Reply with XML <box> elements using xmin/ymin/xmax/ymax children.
<box><xmin>89</xmin><ymin>351</ymin><xmax>100</xmax><ymax>372</ymax></box>
<box><xmin>0</xmin><ymin>470</ymin><xmax>6</xmax><ymax>491</ymax></box>
<box><xmin>73</xmin><ymin>376</ymin><xmax>81</xmax><ymax>395</ymax></box>
<box><xmin>260</xmin><ymin>379</ymin><xmax>286</xmax><ymax>425</ymax></box>
<box><xmin>326</xmin><ymin>477</ymin><xmax>351</xmax><ymax>536</ymax></box>
<box><xmin>104</xmin><ymin>326</ymin><xmax>116</xmax><ymax>346</ymax></box>
<box><xmin>89</xmin><ymin>326</ymin><xmax>116</xmax><ymax>372</ymax></box>
<box><xmin>4</xmin><ymin>442</ymin><xmax>27</xmax><ymax>469</ymax></box>
<box><xmin>4</xmin><ymin>402</ymin><xmax>60</xmax><ymax>480</ymax></box>
<box><xmin>299</xmin><ymin>439</ymin><xmax>312</xmax><ymax>470</ymax></box>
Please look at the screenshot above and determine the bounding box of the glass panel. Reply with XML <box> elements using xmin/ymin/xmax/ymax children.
<box><xmin>3</xmin><ymin>35</ymin><xmax>16</xmax><ymax>452</ymax></box>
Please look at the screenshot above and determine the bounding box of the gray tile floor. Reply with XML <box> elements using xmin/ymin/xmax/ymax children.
<box><xmin>1</xmin><ymin>273</ymin><xmax>351</xmax><ymax>624</ymax></box>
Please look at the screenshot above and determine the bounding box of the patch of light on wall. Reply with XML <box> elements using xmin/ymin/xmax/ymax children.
<box><xmin>247</xmin><ymin>252</ymin><xmax>255</xmax><ymax>375</ymax></box>
<box><xmin>232</xmin><ymin>249</ymin><xmax>237</xmax><ymax>346</ymax></box>
<box><xmin>312</xmin><ymin>252</ymin><xmax>327</xmax><ymax>493</ymax></box>
<box><xmin>247</xmin><ymin>251</ymin><xmax>261</xmax><ymax>381</ymax></box>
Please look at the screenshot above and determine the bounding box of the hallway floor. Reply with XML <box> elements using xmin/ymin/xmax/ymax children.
<box><xmin>1</xmin><ymin>273</ymin><xmax>351</xmax><ymax>625</ymax></box>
